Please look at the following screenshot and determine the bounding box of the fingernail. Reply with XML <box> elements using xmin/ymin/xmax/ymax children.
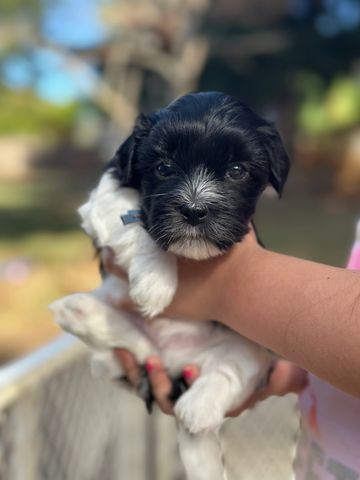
<box><xmin>145</xmin><ymin>356</ymin><xmax>160</xmax><ymax>374</ymax></box>
<box><xmin>145</xmin><ymin>362</ymin><xmax>155</xmax><ymax>374</ymax></box>
<box><xmin>182</xmin><ymin>367</ymin><xmax>194</xmax><ymax>381</ymax></box>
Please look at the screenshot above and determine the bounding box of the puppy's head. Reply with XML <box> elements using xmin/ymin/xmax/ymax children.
<box><xmin>110</xmin><ymin>92</ymin><xmax>290</xmax><ymax>259</ymax></box>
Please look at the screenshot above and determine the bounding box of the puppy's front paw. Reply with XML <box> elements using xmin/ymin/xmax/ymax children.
<box><xmin>129</xmin><ymin>251</ymin><xmax>177</xmax><ymax>317</ymax></box>
<box><xmin>174</xmin><ymin>379</ymin><xmax>226</xmax><ymax>434</ymax></box>
<box><xmin>50</xmin><ymin>293</ymin><xmax>158</xmax><ymax>360</ymax></box>
<box><xmin>50</xmin><ymin>293</ymin><xmax>97</xmax><ymax>338</ymax></box>
<box><xmin>130</xmin><ymin>274</ymin><xmax>177</xmax><ymax>318</ymax></box>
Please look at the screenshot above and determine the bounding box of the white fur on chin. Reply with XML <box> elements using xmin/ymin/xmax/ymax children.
<box><xmin>168</xmin><ymin>239</ymin><xmax>222</xmax><ymax>260</ymax></box>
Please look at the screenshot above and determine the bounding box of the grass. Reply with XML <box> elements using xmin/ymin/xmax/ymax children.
<box><xmin>0</xmin><ymin>169</ymin><xmax>358</xmax><ymax>362</ymax></box>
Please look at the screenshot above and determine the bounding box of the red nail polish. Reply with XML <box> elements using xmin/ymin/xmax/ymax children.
<box><xmin>183</xmin><ymin>367</ymin><xmax>193</xmax><ymax>380</ymax></box>
<box><xmin>145</xmin><ymin>361</ymin><xmax>154</xmax><ymax>374</ymax></box>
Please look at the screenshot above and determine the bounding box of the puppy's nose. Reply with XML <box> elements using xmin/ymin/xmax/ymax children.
<box><xmin>179</xmin><ymin>204</ymin><xmax>208</xmax><ymax>225</ymax></box>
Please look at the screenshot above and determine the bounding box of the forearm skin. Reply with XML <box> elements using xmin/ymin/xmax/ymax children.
<box><xmin>218</xmin><ymin>247</ymin><xmax>360</xmax><ymax>397</ymax></box>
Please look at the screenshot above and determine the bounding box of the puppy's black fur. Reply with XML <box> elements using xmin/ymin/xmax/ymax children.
<box><xmin>108</xmin><ymin>92</ymin><xmax>289</xmax><ymax>256</ymax></box>
<box><xmin>106</xmin><ymin>92</ymin><xmax>290</xmax><ymax>407</ymax></box>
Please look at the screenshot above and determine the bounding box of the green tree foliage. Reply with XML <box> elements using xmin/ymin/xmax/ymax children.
<box><xmin>297</xmin><ymin>74</ymin><xmax>360</xmax><ymax>134</ymax></box>
<box><xmin>0</xmin><ymin>86</ymin><xmax>78</xmax><ymax>136</ymax></box>
<box><xmin>0</xmin><ymin>0</ymin><xmax>40</xmax><ymax>13</ymax></box>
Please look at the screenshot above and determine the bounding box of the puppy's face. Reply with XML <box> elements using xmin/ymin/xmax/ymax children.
<box><xmin>110</xmin><ymin>92</ymin><xmax>290</xmax><ymax>259</ymax></box>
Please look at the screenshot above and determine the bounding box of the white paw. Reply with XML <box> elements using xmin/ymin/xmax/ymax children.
<box><xmin>126</xmin><ymin>227</ymin><xmax>178</xmax><ymax>317</ymax></box>
<box><xmin>130</xmin><ymin>274</ymin><xmax>177</xmax><ymax>317</ymax></box>
<box><xmin>50</xmin><ymin>293</ymin><xmax>97</xmax><ymax>337</ymax></box>
<box><xmin>50</xmin><ymin>293</ymin><xmax>158</xmax><ymax>359</ymax></box>
<box><xmin>174</xmin><ymin>382</ymin><xmax>226</xmax><ymax>434</ymax></box>
<box><xmin>50</xmin><ymin>293</ymin><xmax>118</xmax><ymax>349</ymax></box>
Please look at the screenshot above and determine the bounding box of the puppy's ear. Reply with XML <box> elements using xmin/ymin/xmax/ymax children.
<box><xmin>257</xmin><ymin>125</ymin><xmax>290</xmax><ymax>196</ymax></box>
<box><xmin>113</xmin><ymin>113</ymin><xmax>157</xmax><ymax>187</ymax></box>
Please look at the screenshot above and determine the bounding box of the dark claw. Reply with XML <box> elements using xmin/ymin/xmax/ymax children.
<box><xmin>168</xmin><ymin>375</ymin><xmax>188</xmax><ymax>404</ymax></box>
<box><xmin>120</xmin><ymin>369</ymin><xmax>189</xmax><ymax>412</ymax></box>
<box><xmin>114</xmin><ymin>375</ymin><xmax>131</xmax><ymax>386</ymax></box>
<box><xmin>137</xmin><ymin>366</ymin><xmax>154</xmax><ymax>413</ymax></box>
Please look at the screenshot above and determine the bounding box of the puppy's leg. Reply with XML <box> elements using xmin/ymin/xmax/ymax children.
<box><xmin>50</xmin><ymin>293</ymin><xmax>157</xmax><ymax>363</ymax></box>
<box><xmin>177</xmin><ymin>423</ymin><xmax>228</xmax><ymax>480</ymax></box>
<box><xmin>174</xmin><ymin>364</ymin><xmax>250</xmax><ymax>435</ymax></box>
<box><xmin>51</xmin><ymin>293</ymin><xmax>158</xmax><ymax>408</ymax></box>
<box><xmin>128</xmin><ymin>230</ymin><xmax>178</xmax><ymax>317</ymax></box>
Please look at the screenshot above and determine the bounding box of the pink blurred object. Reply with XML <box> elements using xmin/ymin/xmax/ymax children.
<box><xmin>0</xmin><ymin>258</ymin><xmax>32</xmax><ymax>285</ymax></box>
<box><xmin>347</xmin><ymin>220</ymin><xmax>360</xmax><ymax>270</ymax></box>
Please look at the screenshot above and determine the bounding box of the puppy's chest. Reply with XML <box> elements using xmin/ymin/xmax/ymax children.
<box><xmin>146</xmin><ymin>319</ymin><xmax>225</xmax><ymax>355</ymax></box>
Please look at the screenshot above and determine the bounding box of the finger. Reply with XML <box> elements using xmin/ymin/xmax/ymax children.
<box><xmin>294</xmin><ymin>373</ymin><xmax>308</xmax><ymax>392</ymax></box>
<box><xmin>226</xmin><ymin>388</ymin><xmax>268</xmax><ymax>417</ymax></box>
<box><xmin>182</xmin><ymin>365</ymin><xmax>200</xmax><ymax>387</ymax></box>
<box><xmin>145</xmin><ymin>357</ymin><xmax>174</xmax><ymax>415</ymax></box>
<box><xmin>268</xmin><ymin>361</ymin><xmax>308</xmax><ymax>396</ymax></box>
<box><xmin>102</xmin><ymin>247</ymin><xmax>128</xmax><ymax>280</ymax></box>
<box><xmin>114</xmin><ymin>349</ymin><xmax>140</xmax><ymax>388</ymax></box>
<box><xmin>286</xmin><ymin>364</ymin><xmax>308</xmax><ymax>393</ymax></box>
<box><xmin>227</xmin><ymin>362</ymin><xmax>308</xmax><ymax>418</ymax></box>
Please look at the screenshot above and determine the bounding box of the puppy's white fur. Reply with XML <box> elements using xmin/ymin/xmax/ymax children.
<box><xmin>50</xmin><ymin>171</ymin><xmax>272</xmax><ymax>480</ymax></box>
<box><xmin>168</xmin><ymin>238</ymin><xmax>222</xmax><ymax>260</ymax></box>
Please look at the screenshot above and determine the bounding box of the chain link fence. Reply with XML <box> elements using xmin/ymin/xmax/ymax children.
<box><xmin>0</xmin><ymin>334</ymin><xmax>299</xmax><ymax>480</ymax></box>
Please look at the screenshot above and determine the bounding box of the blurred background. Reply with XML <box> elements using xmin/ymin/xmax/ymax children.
<box><xmin>0</xmin><ymin>0</ymin><xmax>359</xmax><ymax>363</ymax></box>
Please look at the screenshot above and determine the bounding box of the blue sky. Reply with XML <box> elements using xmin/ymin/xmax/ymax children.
<box><xmin>1</xmin><ymin>0</ymin><xmax>360</xmax><ymax>105</ymax></box>
<box><xmin>2</xmin><ymin>0</ymin><xmax>108</xmax><ymax>103</ymax></box>
<box><xmin>42</xmin><ymin>0</ymin><xmax>107</xmax><ymax>49</ymax></box>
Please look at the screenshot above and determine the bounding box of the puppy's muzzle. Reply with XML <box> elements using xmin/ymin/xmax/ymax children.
<box><xmin>179</xmin><ymin>203</ymin><xmax>208</xmax><ymax>226</ymax></box>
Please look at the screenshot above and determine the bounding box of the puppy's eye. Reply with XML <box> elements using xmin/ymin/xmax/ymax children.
<box><xmin>156</xmin><ymin>161</ymin><xmax>176</xmax><ymax>178</ymax></box>
<box><xmin>226</xmin><ymin>164</ymin><xmax>249</xmax><ymax>180</ymax></box>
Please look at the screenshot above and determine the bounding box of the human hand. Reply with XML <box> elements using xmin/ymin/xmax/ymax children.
<box><xmin>103</xmin><ymin>231</ymin><xmax>308</xmax><ymax>416</ymax></box>
<box><xmin>102</xmin><ymin>226</ymin><xmax>262</xmax><ymax>322</ymax></box>
<box><xmin>113</xmin><ymin>349</ymin><xmax>308</xmax><ymax>416</ymax></box>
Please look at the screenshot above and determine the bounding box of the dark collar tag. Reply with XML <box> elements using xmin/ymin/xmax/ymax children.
<box><xmin>121</xmin><ymin>209</ymin><xmax>143</xmax><ymax>225</ymax></box>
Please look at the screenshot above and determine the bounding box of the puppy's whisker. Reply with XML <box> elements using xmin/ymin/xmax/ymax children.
<box><xmin>142</xmin><ymin>193</ymin><xmax>169</xmax><ymax>200</ymax></box>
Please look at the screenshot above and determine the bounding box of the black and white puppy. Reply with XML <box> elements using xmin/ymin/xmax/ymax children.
<box><xmin>50</xmin><ymin>92</ymin><xmax>290</xmax><ymax>480</ymax></box>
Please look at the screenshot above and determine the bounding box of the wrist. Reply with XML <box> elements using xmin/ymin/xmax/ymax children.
<box><xmin>215</xmin><ymin>240</ymin><xmax>268</xmax><ymax>328</ymax></box>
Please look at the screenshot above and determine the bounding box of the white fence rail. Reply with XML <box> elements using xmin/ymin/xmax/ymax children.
<box><xmin>0</xmin><ymin>335</ymin><xmax>299</xmax><ymax>480</ymax></box>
